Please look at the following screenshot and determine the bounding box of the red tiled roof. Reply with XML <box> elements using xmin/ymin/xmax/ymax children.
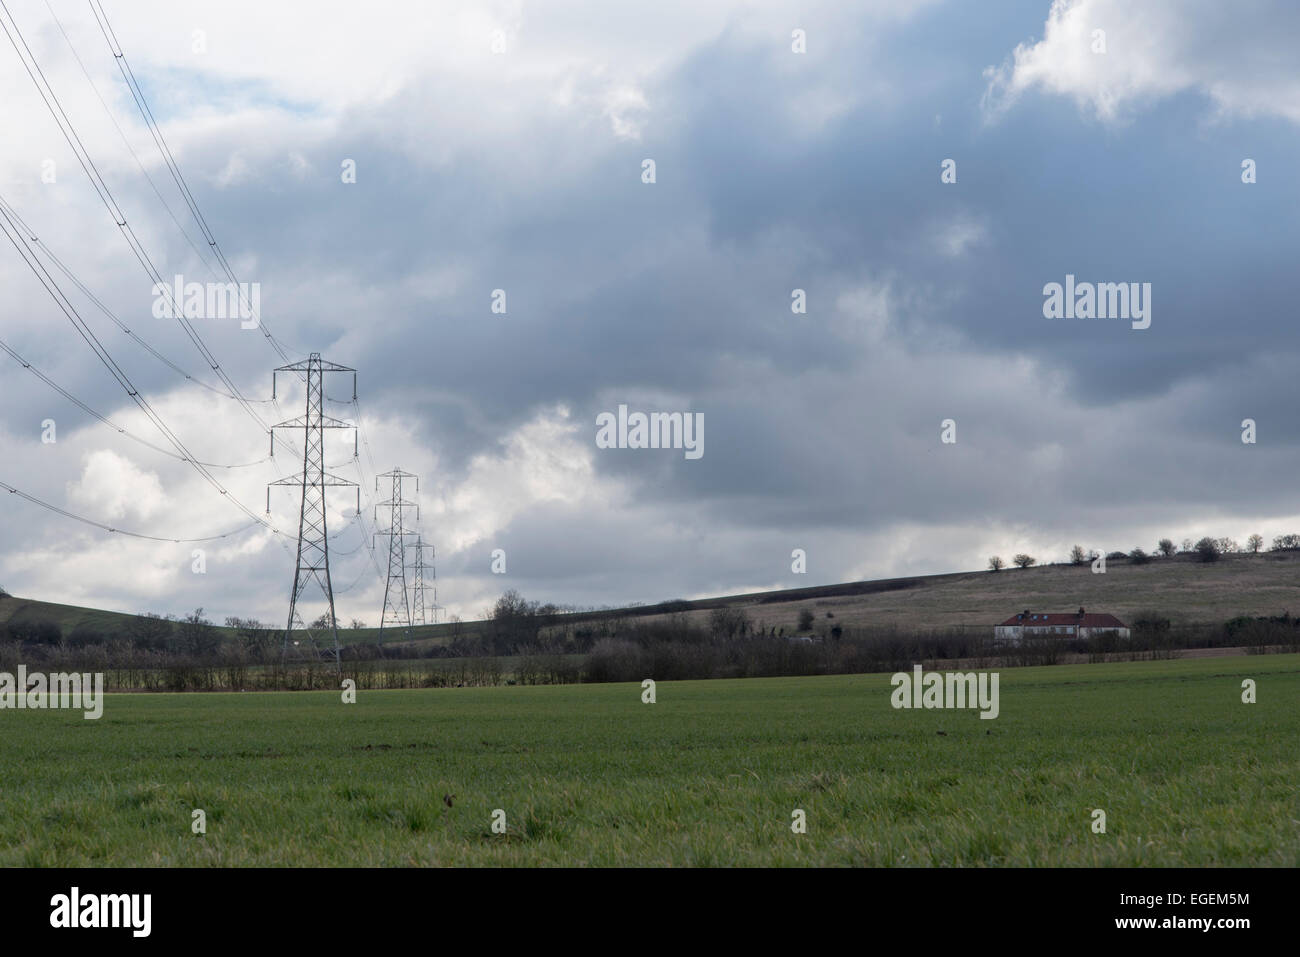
<box><xmin>998</xmin><ymin>612</ymin><xmax>1127</xmax><ymax>627</ymax></box>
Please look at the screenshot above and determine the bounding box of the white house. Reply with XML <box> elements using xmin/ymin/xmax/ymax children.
<box><xmin>994</xmin><ymin>607</ymin><xmax>1130</xmax><ymax>642</ymax></box>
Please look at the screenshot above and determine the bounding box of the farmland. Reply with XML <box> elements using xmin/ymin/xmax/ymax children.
<box><xmin>2</xmin><ymin>654</ymin><xmax>1296</xmax><ymax>866</ymax></box>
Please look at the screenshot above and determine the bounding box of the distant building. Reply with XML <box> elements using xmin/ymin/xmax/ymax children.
<box><xmin>994</xmin><ymin>607</ymin><xmax>1129</xmax><ymax>642</ymax></box>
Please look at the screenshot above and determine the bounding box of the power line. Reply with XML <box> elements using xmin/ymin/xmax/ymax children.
<box><xmin>0</xmin><ymin>333</ymin><xmax>271</xmax><ymax>469</ymax></box>
<box><xmin>351</xmin><ymin>396</ymin><xmax>382</xmax><ymax>479</ymax></box>
<box><xmin>0</xmin><ymin>477</ymin><xmax>263</xmax><ymax>543</ymax></box>
<box><xmin>1</xmin><ymin>193</ymin><xmax>309</xmax><ymax>468</ymax></box>
<box><xmin>0</xmin><ymin>198</ymin><xmax>280</xmax><ymax>535</ymax></box>
<box><xmin>28</xmin><ymin>2</ymin><xmax>303</xmax><ymax>436</ymax></box>
<box><xmin>325</xmin><ymin>511</ymin><xmax>363</xmax><ymax>548</ymax></box>
<box><xmin>0</xmin><ymin>1</ymin><xmax>270</xmax><ymax>434</ymax></box>
<box><xmin>87</xmin><ymin>0</ymin><xmax>300</xmax><ymax>363</ymax></box>
<box><xmin>1</xmin><ymin>189</ymin><xmax>276</xmax><ymax>405</ymax></box>
<box><xmin>347</xmin><ymin>456</ymin><xmax>387</xmax><ymax>586</ymax></box>
<box><xmin>330</xmin><ymin>559</ymin><xmax>374</xmax><ymax>596</ymax></box>
<box><xmin>42</xmin><ymin>0</ymin><xmax>226</xmax><ymax>284</ymax></box>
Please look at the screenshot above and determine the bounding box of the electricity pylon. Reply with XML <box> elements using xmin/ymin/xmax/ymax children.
<box><xmin>375</xmin><ymin>468</ymin><xmax>419</xmax><ymax>642</ymax></box>
<box><xmin>268</xmin><ymin>354</ymin><xmax>358</xmax><ymax>668</ymax></box>
<box><xmin>408</xmin><ymin>536</ymin><xmax>439</xmax><ymax>625</ymax></box>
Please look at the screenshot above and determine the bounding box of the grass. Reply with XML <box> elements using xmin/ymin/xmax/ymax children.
<box><xmin>0</xmin><ymin>595</ymin><xmax>172</xmax><ymax>639</ymax></box>
<box><xmin>2</xmin><ymin>654</ymin><xmax>1297</xmax><ymax>866</ymax></box>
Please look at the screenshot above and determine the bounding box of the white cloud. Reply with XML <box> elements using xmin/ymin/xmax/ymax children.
<box><xmin>66</xmin><ymin>450</ymin><xmax>166</xmax><ymax>520</ymax></box>
<box><xmin>935</xmin><ymin>216</ymin><xmax>987</xmax><ymax>258</ymax></box>
<box><xmin>440</xmin><ymin>404</ymin><xmax>617</xmax><ymax>554</ymax></box>
<box><xmin>983</xmin><ymin>0</ymin><xmax>1300</xmax><ymax>125</ymax></box>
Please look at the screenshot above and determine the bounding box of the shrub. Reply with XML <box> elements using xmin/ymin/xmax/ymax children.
<box><xmin>1129</xmin><ymin>547</ymin><xmax>1151</xmax><ymax>565</ymax></box>
<box><xmin>797</xmin><ymin>608</ymin><xmax>815</xmax><ymax>632</ymax></box>
<box><xmin>1194</xmin><ymin>537</ymin><xmax>1221</xmax><ymax>563</ymax></box>
<box><xmin>583</xmin><ymin>639</ymin><xmax>645</xmax><ymax>683</ymax></box>
<box><xmin>4</xmin><ymin>619</ymin><xmax>61</xmax><ymax>644</ymax></box>
<box><xmin>988</xmin><ymin>556</ymin><xmax>1004</xmax><ymax>572</ymax></box>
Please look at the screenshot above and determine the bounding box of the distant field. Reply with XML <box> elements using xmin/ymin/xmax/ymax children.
<box><xmin>0</xmin><ymin>596</ymin><xmax>170</xmax><ymax>639</ymax></box>
<box><xmin>3</xmin><ymin>654</ymin><xmax>1296</xmax><ymax>866</ymax></box>
<box><xmin>6</xmin><ymin>550</ymin><xmax>1299</xmax><ymax>651</ymax></box>
<box><xmin>644</xmin><ymin>551</ymin><xmax>1300</xmax><ymax>637</ymax></box>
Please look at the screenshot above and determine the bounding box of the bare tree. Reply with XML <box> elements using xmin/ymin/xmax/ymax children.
<box><xmin>1247</xmin><ymin>534</ymin><xmax>1264</xmax><ymax>554</ymax></box>
<box><xmin>1157</xmin><ymin>538</ymin><xmax>1176</xmax><ymax>558</ymax></box>
<box><xmin>988</xmin><ymin>556</ymin><xmax>1005</xmax><ymax>572</ymax></box>
<box><xmin>708</xmin><ymin>606</ymin><xmax>750</xmax><ymax>638</ymax></box>
<box><xmin>225</xmin><ymin>617</ymin><xmax>274</xmax><ymax>660</ymax></box>
<box><xmin>178</xmin><ymin>608</ymin><xmax>220</xmax><ymax>656</ymax></box>
<box><xmin>1069</xmin><ymin>545</ymin><xmax>1087</xmax><ymax>565</ymax></box>
<box><xmin>130</xmin><ymin>612</ymin><xmax>175</xmax><ymax>650</ymax></box>
<box><xmin>1012</xmin><ymin>554</ymin><xmax>1036</xmax><ymax>569</ymax></box>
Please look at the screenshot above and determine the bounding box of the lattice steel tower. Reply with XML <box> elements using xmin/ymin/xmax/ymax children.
<box><xmin>375</xmin><ymin>468</ymin><xmax>419</xmax><ymax>642</ymax></box>
<box><xmin>408</xmin><ymin>536</ymin><xmax>439</xmax><ymax>625</ymax></box>
<box><xmin>268</xmin><ymin>354</ymin><xmax>358</xmax><ymax>668</ymax></box>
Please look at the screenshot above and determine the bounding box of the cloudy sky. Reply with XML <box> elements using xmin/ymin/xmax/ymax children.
<box><xmin>1</xmin><ymin>0</ymin><xmax>1298</xmax><ymax>627</ymax></box>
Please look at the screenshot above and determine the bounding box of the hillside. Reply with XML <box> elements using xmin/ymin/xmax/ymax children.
<box><xmin>636</xmin><ymin>550</ymin><xmax>1300</xmax><ymax>635</ymax></box>
<box><xmin>3</xmin><ymin>550</ymin><xmax>1298</xmax><ymax>647</ymax></box>
<box><xmin>0</xmin><ymin>594</ymin><xmax>189</xmax><ymax>639</ymax></box>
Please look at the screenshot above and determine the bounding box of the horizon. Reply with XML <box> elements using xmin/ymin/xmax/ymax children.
<box><xmin>4</xmin><ymin>531</ymin><xmax>1292</xmax><ymax>627</ymax></box>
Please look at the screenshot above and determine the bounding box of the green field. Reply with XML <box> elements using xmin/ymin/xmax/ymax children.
<box><xmin>3</xmin><ymin>654</ymin><xmax>1297</xmax><ymax>866</ymax></box>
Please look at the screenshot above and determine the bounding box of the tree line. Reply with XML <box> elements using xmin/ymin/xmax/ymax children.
<box><xmin>987</xmin><ymin>533</ymin><xmax>1300</xmax><ymax>571</ymax></box>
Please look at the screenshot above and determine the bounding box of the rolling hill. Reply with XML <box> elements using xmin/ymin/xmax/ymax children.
<box><xmin>3</xmin><ymin>549</ymin><xmax>1297</xmax><ymax>648</ymax></box>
